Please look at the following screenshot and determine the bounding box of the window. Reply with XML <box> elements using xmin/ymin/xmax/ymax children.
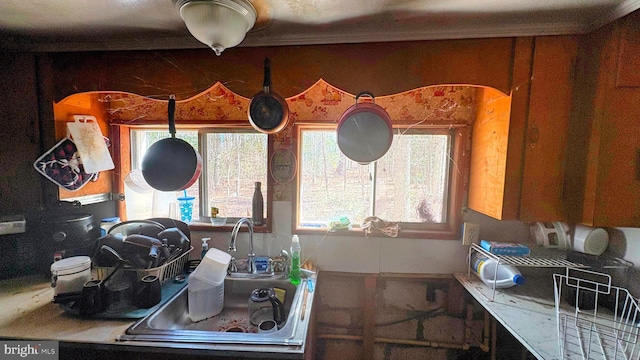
<box><xmin>201</xmin><ymin>130</ymin><xmax>268</xmax><ymax>220</ymax></box>
<box><xmin>129</xmin><ymin>128</ymin><xmax>268</xmax><ymax>222</ymax></box>
<box><xmin>295</xmin><ymin>125</ymin><xmax>466</xmax><ymax>238</ymax></box>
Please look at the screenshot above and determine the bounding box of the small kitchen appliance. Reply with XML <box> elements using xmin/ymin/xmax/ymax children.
<box><xmin>39</xmin><ymin>213</ymin><xmax>100</xmax><ymax>273</ymax></box>
<box><xmin>530</xmin><ymin>222</ymin><xmax>570</xmax><ymax>250</ymax></box>
<box><xmin>248</xmin><ymin>287</ymin><xmax>285</xmax><ymax>327</ymax></box>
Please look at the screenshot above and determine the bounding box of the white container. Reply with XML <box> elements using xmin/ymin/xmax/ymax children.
<box><xmin>152</xmin><ymin>190</ymin><xmax>178</xmax><ymax>218</ymax></box>
<box><xmin>124</xmin><ymin>169</ymin><xmax>154</xmax><ymax>220</ymax></box>
<box><xmin>188</xmin><ymin>248</ymin><xmax>231</xmax><ymax>322</ymax></box>
<box><xmin>472</xmin><ymin>255</ymin><xmax>524</xmax><ymax>289</ymax></box>
<box><xmin>50</xmin><ymin>256</ymin><xmax>92</xmax><ymax>296</ymax></box>
<box><xmin>572</xmin><ymin>224</ymin><xmax>609</xmax><ymax>255</ymax></box>
<box><xmin>0</xmin><ymin>215</ymin><xmax>26</xmax><ymax>235</ymax></box>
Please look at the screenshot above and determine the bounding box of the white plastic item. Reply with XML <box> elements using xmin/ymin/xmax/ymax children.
<box><xmin>572</xmin><ymin>224</ymin><xmax>609</xmax><ymax>256</ymax></box>
<box><xmin>152</xmin><ymin>190</ymin><xmax>177</xmax><ymax>218</ymax></box>
<box><xmin>50</xmin><ymin>256</ymin><xmax>92</xmax><ymax>296</ymax></box>
<box><xmin>68</xmin><ymin>115</ymin><xmax>115</xmax><ymax>173</ymax></box>
<box><xmin>530</xmin><ymin>222</ymin><xmax>570</xmax><ymax>250</ymax></box>
<box><xmin>124</xmin><ymin>169</ymin><xmax>154</xmax><ymax>220</ymax></box>
<box><xmin>201</xmin><ymin>238</ymin><xmax>210</xmax><ymax>259</ymax></box>
<box><xmin>188</xmin><ymin>248</ymin><xmax>231</xmax><ymax>322</ymax></box>
<box><xmin>471</xmin><ymin>255</ymin><xmax>524</xmax><ymax>289</ymax></box>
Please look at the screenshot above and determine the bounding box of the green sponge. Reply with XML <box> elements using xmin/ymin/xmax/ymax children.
<box><xmin>329</xmin><ymin>216</ymin><xmax>351</xmax><ymax>231</ymax></box>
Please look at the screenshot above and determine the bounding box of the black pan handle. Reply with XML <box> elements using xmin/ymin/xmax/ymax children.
<box><xmin>263</xmin><ymin>58</ymin><xmax>271</xmax><ymax>93</ymax></box>
<box><xmin>168</xmin><ymin>94</ymin><xmax>176</xmax><ymax>138</ymax></box>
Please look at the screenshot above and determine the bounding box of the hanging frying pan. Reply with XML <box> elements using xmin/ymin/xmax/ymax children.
<box><xmin>337</xmin><ymin>92</ymin><xmax>393</xmax><ymax>165</ymax></box>
<box><xmin>141</xmin><ymin>95</ymin><xmax>202</xmax><ymax>191</ymax></box>
<box><xmin>248</xmin><ymin>58</ymin><xmax>289</xmax><ymax>134</ymax></box>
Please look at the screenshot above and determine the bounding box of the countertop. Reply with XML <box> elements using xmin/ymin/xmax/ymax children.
<box><xmin>455</xmin><ymin>271</ymin><xmax>564</xmax><ymax>360</ymax></box>
<box><xmin>457</xmin><ymin>268</ymin><xmax>640</xmax><ymax>360</ymax></box>
<box><xmin>0</xmin><ymin>274</ymin><xmax>313</xmax><ymax>359</ymax></box>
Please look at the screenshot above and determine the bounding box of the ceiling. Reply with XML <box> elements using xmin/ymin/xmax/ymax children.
<box><xmin>1</xmin><ymin>0</ymin><xmax>639</xmax><ymax>52</ymax></box>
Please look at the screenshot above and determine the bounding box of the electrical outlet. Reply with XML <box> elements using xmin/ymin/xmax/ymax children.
<box><xmin>462</xmin><ymin>222</ymin><xmax>481</xmax><ymax>245</ymax></box>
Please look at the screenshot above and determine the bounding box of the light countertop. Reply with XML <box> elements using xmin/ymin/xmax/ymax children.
<box><xmin>0</xmin><ymin>274</ymin><xmax>313</xmax><ymax>359</ymax></box>
<box><xmin>455</xmin><ymin>271</ymin><xmax>563</xmax><ymax>360</ymax></box>
<box><xmin>457</xmin><ymin>267</ymin><xmax>640</xmax><ymax>360</ymax></box>
<box><xmin>0</xmin><ymin>275</ymin><xmax>132</xmax><ymax>344</ymax></box>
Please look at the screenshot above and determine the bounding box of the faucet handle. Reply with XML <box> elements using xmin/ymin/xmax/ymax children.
<box><xmin>228</xmin><ymin>256</ymin><xmax>237</xmax><ymax>274</ymax></box>
<box><xmin>266</xmin><ymin>258</ymin><xmax>275</xmax><ymax>274</ymax></box>
<box><xmin>279</xmin><ymin>250</ymin><xmax>291</xmax><ymax>279</ymax></box>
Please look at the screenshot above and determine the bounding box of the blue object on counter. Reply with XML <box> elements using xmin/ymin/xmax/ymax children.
<box><xmin>254</xmin><ymin>257</ymin><xmax>269</xmax><ymax>272</ymax></box>
<box><xmin>480</xmin><ymin>240</ymin><xmax>531</xmax><ymax>256</ymax></box>
<box><xmin>307</xmin><ymin>278</ymin><xmax>315</xmax><ymax>293</ymax></box>
<box><xmin>100</xmin><ymin>217</ymin><xmax>120</xmax><ymax>236</ymax></box>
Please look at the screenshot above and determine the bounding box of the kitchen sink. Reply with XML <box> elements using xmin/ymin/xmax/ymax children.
<box><xmin>118</xmin><ymin>276</ymin><xmax>312</xmax><ymax>347</ymax></box>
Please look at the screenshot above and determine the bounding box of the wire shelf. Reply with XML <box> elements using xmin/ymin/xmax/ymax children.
<box><xmin>467</xmin><ymin>244</ymin><xmax>632</xmax><ymax>302</ymax></box>
<box><xmin>554</xmin><ymin>268</ymin><xmax>640</xmax><ymax>359</ymax></box>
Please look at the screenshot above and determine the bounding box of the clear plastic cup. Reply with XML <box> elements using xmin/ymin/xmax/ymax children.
<box><xmin>177</xmin><ymin>196</ymin><xmax>195</xmax><ymax>222</ymax></box>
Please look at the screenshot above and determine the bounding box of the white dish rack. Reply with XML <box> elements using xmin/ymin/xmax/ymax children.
<box><xmin>553</xmin><ymin>267</ymin><xmax>640</xmax><ymax>360</ymax></box>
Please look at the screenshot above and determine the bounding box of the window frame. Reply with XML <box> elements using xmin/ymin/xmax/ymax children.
<box><xmin>292</xmin><ymin>122</ymin><xmax>469</xmax><ymax>240</ymax></box>
<box><xmin>115</xmin><ymin>122</ymin><xmax>273</xmax><ymax>231</ymax></box>
<box><xmin>198</xmin><ymin>128</ymin><xmax>270</xmax><ymax>225</ymax></box>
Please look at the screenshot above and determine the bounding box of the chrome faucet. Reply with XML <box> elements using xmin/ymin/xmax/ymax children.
<box><xmin>229</xmin><ymin>218</ymin><xmax>256</xmax><ymax>274</ymax></box>
<box><xmin>280</xmin><ymin>249</ymin><xmax>291</xmax><ymax>279</ymax></box>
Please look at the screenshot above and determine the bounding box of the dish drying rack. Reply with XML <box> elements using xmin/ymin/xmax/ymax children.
<box><xmin>96</xmin><ymin>246</ymin><xmax>193</xmax><ymax>286</ymax></box>
<box><xmin>467</xmin><ymin>243</ymin><xmax>631</xmax><ymax>301</ymax></box>
<box><xmin>554</xmin><ymin>267</ymin><xmax>640</xmax><ymax>360</ymax></box>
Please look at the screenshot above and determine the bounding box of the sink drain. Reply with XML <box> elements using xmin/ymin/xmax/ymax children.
<box><xmin>224</xmin><ymin>327</ymin><xmax>244</xmax><ymax>332</ymax></box>
<box><xmin>218</xmin><ymin>319</ymin><xmax>256</xmax><ymax>333</ymax></box>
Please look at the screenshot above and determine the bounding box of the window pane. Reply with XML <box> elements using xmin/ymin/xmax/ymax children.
<box><xmin>299</xmin><ymin>130</ymin><xmax>370</xmax><ymax>225</ymax></box>
<box><xmin>298</xmin><ymin>128</ymin><xmax>452</xmax><ymax>228</ymax></box>
<box><xmin>130</xmin><ymin>130</ymin><xmax>200</xmax><ymax>219</ymax></box>
<box><xmin>203</xmin><ymin>132</ymin><xmax>268</xmax><ymax>219</ymax></box>
<box><xmin>375</xmin><ymin>133</ymin><xmax>450</xmax><ymax>223</ymax></box>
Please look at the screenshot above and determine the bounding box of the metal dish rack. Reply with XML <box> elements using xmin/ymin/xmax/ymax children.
<box><xmin>96</xmin><ymin>246</ymin><xmax>193</xmax><ymax>285</ymax></box>
<box><xmin>467</xmin><ymin>243</ymin><xmax>588</xmax><ymax>301</ymax></box>
<box><xmin>467</xmin><ymin>243</ymin><xmax>631</xmax><ymax>301</ymax></box>
<box><xmin>553</xmin><ymin>267</ymin><xmax>640</xmax><ymax>360</ymax></box>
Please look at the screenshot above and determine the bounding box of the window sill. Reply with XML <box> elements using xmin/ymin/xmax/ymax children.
<box><xmin>295</xmin><ymin>226</ymin><xmax>459</xmax><ymax>240</ymax></box>
<box><xmin>187</xmin><ymin>221</ymin><xmax>270</xmax><ymax>233</ymax></box>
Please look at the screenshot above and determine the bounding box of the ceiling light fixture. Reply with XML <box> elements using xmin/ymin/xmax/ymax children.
<box><xmin>173</xmin><ymin>0</ymin><xmax>257</xmax><ymax>56</ymax></box>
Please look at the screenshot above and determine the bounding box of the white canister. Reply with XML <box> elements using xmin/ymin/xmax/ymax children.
<box><xmin>572</xmin><ymin>224</ymin><xmax>609</xmax><ymax>256</ymax></box>
<box><xmin>50</xmin><ymin>256</ymin><xmax>92</xmax><ymax>296</ymax></box>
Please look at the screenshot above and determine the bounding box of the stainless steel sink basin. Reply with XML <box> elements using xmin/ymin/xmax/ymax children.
<box><xmin>118</xmin><ymin>276</ymin><xmax>312</xmax><ymax>347</ymax></box>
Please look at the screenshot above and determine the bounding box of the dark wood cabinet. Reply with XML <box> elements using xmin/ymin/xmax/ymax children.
<box><xmin>565</xmin><ymin>11</ymin><xmax>640</xmax><ymax>227</ymax></box>
<box><xmin>0</xmin><ymin>53</ymin><xmax>43</xmax><ymax>215</ymax></box>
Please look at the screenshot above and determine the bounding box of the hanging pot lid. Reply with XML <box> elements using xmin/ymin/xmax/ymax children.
<box><xmin>337</xmin><ymin>92</ymin><xmax>393</xmax><ymax>165</ymax></box>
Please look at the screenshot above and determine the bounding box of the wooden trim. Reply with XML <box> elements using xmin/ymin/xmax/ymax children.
<box><xmin>363</xmin><ymin>276</ymin><xmax>377</xmax><ymax>360</ymax></box>
<box><xmin>114</xmin><ymin>125</ymin><xmax>128</xmax><ymax>220</ymax></box>
<box><xmin>35</xmin><ymin>54</ymin><xmax>60</xmax><ymax>207</ymax></box>
<box><xmin>503</xmin><ymin>37</ymin><xmax>535</xmax><ymax>219</ymax></box>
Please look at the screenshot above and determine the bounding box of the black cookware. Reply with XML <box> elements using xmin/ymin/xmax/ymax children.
<box><xmin>141</xmin><ymin>95</ymin><xmax>202</xmax><ymax>191</ymax></box>
<box><xmin>248</xmin><ymin>58</ymin><xmax>289</xmax><ymax>134</ymax></box>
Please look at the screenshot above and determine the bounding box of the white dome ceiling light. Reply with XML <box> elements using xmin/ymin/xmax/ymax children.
<box><xmin>173</xmin><ymin>0</ymin><xmax>257</xmax><ymax>56</ymax></box>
